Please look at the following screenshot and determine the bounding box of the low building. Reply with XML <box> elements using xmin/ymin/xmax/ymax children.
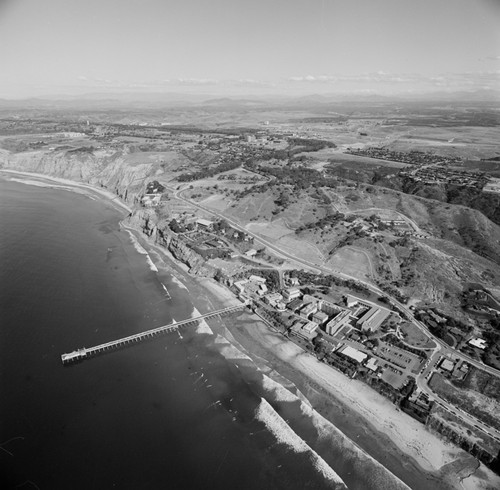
<box><xmin>291</xmin><ymin>321</ymin><xmax>319</xmax><ymax>341</ymax></box>
<box><xmin>234</xmin><ymin>280</ymin><xmax>248</xmax><ymax>294</ymax></box>
<box><xmin>338</xmin><ymin>345</ymin><xmax>367</xmax><ymax>363</ymax></box>
<box><xmin>265</xmin><ymin>292</ymin><xmax>283</xmax><ymax>307</ymax></box>
<box><xmin>299</xmin><ymin>302</ymin><xmax>318</xmax><ymax>320</ymax></box>
<box><xmin>283</xmin><ymin>288</ymin><xmax>301</xmax><ymax>302</ymax></box>
<box><xmin>439</xmin><ymin>358</ymin><xmax>455</xmax><ymax>373</ymax></box>
<box><xmin>245</xmin><ymin>248</ymin><xmax>258</xmax><ymax>257</ymax></box>
<box><xmin>312</xmin><ymin>311</ymin><xmax>329</xmax><ymax>326</ymax></box>
<box><xmin>287</xmin><ymin>298</ymin><xmax>304</xmax><ymax>312</ymax></box>
<box><xmin>451</xmin><ymin>361</ymin><xmax>469</xmax><ymax>380</ymax></box>
<box><xmin>197</xmin><ymin>218</ymin><xmax>214</xmax><ymax>231</ymax></box>
<box><xmin>345</xmin><ymin>295</ymin><xmax>360</xmax><ymax>308</ymax></box>
<box><xmin>365</xmin><ymin>357</ymin><xmax>378</xmax><ymax>372</ymax></box>
<box><xmin>468</xmin><ymin>338</ymin><xmax>487</xmax><ymax>350</ymax></box>
<box><xmin>249</xmin><ymin>275</ymin><xmax>266</xmax><ymax>283</ymax></box>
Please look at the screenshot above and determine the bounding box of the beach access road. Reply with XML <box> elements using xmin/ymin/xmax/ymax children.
<box><xmin>171</xmin><ymin>185</ymin><xmax>500</xmax><ymax>377</ymax></box>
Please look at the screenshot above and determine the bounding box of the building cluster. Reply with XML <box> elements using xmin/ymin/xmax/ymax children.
<box><xmin>345</xmin><ymin>147</ymin><xmax>463</xmax><ymax>166</ymax></box>
<box><xmin>436</xmin><ymin>356</ymin><xmax>470</xmax><ymax>381</ymax></box>
<box><xmin>400</xmin><ymin>167</ymin><xmax>489</xmax><ymax>189</ymax></box>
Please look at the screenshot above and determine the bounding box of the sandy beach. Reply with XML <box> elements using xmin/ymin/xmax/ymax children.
<box><xmin>3</xmin><ymin>169</ymin><xmax>500</xmax><ymax>490</ymax></box>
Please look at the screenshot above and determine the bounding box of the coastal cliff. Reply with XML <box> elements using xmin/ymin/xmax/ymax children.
<box><xmin>426</xmin><ymin>414</ymin><xmax>500</xmax><ymax>472</ymax></box>
<box><xmin>0</xmin><ymin>147</ymin><xmax>154</xmax><ymax>205</ymax></box>
<box><xmin>0</xmin><ymin>146</ymin><xmax>220</xmax><ymax>278</ymax></box>
<box><xmin>125</xmin><ymin>208</ymin><xmax>217</xmax><ymax>278</ymax></box>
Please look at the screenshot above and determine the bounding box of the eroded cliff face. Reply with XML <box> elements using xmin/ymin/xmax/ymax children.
<box><xmin>0</xmin><ymin>147</ymin><xmax>154</xmax><ymax>205</ymax></box>
<box><xmin>125</xmin><ymin>209</ymin><xmax>217</xmax><ymax>278</ymax></box>
<box><xmin>426</xmin><ymin>415</ymin><xmax>500</xmax><ymax>470</ymax></box>
<box><xmin>1</xmin><ymin>147</ymin><xmax>218</xmax><ymax>278</ymax></box>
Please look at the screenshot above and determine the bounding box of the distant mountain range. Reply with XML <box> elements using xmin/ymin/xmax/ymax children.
<box><xmin>0</xmin><ymin>88</ymin><xmax>498</xmax><ymax>110</ymax></box>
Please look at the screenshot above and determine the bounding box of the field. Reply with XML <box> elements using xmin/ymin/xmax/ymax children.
<box><xmin>430</xmin><ymin>406</ymin><xmax>500</xmax><ymax>457</ymax></box>
<box><xmin>327</xmin><ymin>246</ymin><xmax>373</xmax><ymax>279</ymax></box>
<box><xmin>399</xmin><ymin>322</ymin><xmax>436</xmax><ymax>349</ymax></box>
<box><xmin>457</xmin><ymin>367</ymin><xmax>500</xmax><ymax>402</ymax></box>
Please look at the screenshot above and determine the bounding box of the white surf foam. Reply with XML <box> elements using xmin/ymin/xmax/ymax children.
<box><xmin>126</xmin><ymin>230</ymin><xmax>148</xmax><ymax>255</ymax></box>
<box><xmin>170</xmin><ymin>275</ymin><xmax>188</xmax><ymax>291</ymax></box>
<box><xmin>214</xmin><ymin>334</ymin><xmax>253</xmax><ymax>361</ymax></box>
<box><xmin>126</xmin><ymin>230</ymin><xmax>159</xmax><ymax>271</ymax></box>
<box><xmin>161</xmin><ymin>283</ymin><xmax>171</xmax><ymax>299</ymax></box>
<box><xmin>255</xmin><ymin>398</ymin><xmax>346</xmax><ymax>487</ymax></box>
<box><xmin>191</xmin><ymin>306</ymin><xmax>213</xmax><ymax>335</ymax></box>
<box><xmin>146</xmin><ymin>255</ymin><xmax>158</xmax><ymax>272</ymax></box>
<box><xmin>297</xmin><ymin>397</ymin><xmax>411</xmax><ymax>489</ymax></box>
<box><xmin>261</xmin><ymin>375</ymin><xmax>299</xmax><ymax>403</ymax></box>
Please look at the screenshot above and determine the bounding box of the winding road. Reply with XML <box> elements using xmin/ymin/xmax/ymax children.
<box><xmin>169</xmin><ymin>184</ymin><xmax>500</xmax><ymax>440</ymax></box>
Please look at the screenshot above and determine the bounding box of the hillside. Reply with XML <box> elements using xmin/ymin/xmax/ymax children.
<box><xmin>2</xmin><ymin>134</ymin><xmax>500</xmax><ymax>326</ymax></box>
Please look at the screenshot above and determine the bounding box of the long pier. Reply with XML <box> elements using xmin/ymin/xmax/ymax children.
<box><xmin>61</xmin><ymin>303</ymin><xmax>247</xmax><ymax>364</ymax></box>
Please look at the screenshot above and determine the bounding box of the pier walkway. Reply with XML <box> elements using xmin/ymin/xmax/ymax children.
<box><xmin>61</xmin><ymin>302</ymin><xmax>247</xmax><ymax>364</ymax></box>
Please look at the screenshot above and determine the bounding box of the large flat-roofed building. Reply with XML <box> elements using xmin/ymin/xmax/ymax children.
<box><xmin>338</xmin><ymin>345</ymin><xmax>367</xmax><ymax>363</ymax></box>
<box><xmin>356</xmin><ymin>306</ymin><xmax>390</xmax><ymax>333</ymax></box>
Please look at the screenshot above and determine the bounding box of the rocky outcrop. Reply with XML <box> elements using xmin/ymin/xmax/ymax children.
<box><xmin>0</xmin><ymin>146</ymin><xmax>218</xmax><ymax>278</ymax></box>
<box><xmin>124</xmin><ymin>209</ymin><xmax>217</xmax><ymax>278</ymax></box>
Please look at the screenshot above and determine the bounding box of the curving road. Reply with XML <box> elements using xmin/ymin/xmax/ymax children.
<box><xmin>171</xmin><ymin>184</ymin><xmax>500</xmax><ymax>439</ymax></box>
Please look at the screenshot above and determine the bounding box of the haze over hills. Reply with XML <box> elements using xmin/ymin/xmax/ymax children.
<box><xmin>1</xmin><ymin>89</ymin><xmax>499</xmax><ymax>111</ymax></box>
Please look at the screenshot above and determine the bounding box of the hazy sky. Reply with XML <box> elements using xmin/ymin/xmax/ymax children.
<box><xmin>0</xmin><ymin>0</ymin><xmax>499</xmax><ymax>97</ymax></box>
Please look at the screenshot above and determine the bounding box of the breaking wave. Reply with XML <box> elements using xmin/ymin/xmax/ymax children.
<box><xmin>191</xmin><ymin>306</ymin><xmax>213</xmax><ymax>335</ymax></box>
<box><xmin>255</xmin><ymin>398</ymin><xmax>347</xmax><ymax>488</ymax></box>
<box><xmin>170</xmin><ymin>275</ymin><xmax>188</xmax><ymax>291</ymax></box>
<box><xmin>261</xmin><ymin>374</ymin><xmax>301</xmax><ymax>403</ymax></box>
<box><xmin>145</xmin><ymin>255</ymin><xmax>158</xmax><ymax>272</ymax></box>
<box><xmin>126</xmin><ymin>230</ymin><xmax>148</xmax><ymax>255</ymax></box>
<box><xmin>214</xmin><ymin>334</ymin><xmax>254</xmax><ymax>361</ymax></box>
<box><xmin>126</xmin><ymin>230</ymin><xmax>158</xmax><ymax>271</ymax></box>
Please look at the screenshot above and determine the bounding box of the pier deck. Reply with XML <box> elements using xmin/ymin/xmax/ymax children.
<box><xmin>61</xmin><ymin>303</ymin><xmax>247</xmax><ymax>364</ymax></box>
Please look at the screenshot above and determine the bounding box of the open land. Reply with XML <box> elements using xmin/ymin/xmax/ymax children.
<box><xmin>1</xmin><ymin>97</ymin><xmax>500</xmax><ymax>488</ymax></box>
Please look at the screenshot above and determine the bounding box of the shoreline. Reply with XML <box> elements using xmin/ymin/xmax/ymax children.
<box><xmin>3</xmin><ymin>169</ymin><xmax>499</xmax><ymax>489</ymax></box>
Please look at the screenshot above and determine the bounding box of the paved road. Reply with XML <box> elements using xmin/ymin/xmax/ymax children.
<box><xmin>170</xmin><ymin>185</ymin><xmax>500</xmax><ymax>437</ymax></box>
<box><xmin>172</xmin><ymin>185</ymin><xmax>500</xmax><ymax>376</ymax></box>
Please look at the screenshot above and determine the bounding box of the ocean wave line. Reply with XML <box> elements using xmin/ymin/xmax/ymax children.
<box><xmin>255</xmin><ymin>398</ymin><xmax>347</xmax><ymax>488</ymax></box>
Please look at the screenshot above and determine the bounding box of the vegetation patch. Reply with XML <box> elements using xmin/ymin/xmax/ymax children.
<box><xmin>429</xmin><ymin>373</ymin><xmax>500</xmax><ymax>431</ymax></box>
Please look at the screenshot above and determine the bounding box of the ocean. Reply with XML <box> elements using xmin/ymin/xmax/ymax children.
<box><xmin>0</xmin><ymin>178</ymin><xmax>418</xmax><ymax>490</ymax></box>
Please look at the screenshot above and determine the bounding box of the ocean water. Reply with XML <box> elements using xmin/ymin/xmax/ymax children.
<box><xmin>0</xmin><ymin>178</ymin><xmax>429</xmax><ymax>490</ymax></box>
<box><xmin>0</xmin><ymin>179</ymin><xmax>346</xmax><ymax>490</ymax></box>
